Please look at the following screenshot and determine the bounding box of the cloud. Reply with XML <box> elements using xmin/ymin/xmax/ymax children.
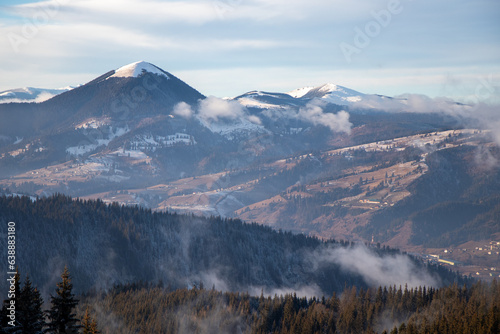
<box><xmin>3</xmin><ymin>0</ymin><xmax>381</xmax><ymax>26</ymax></box>
<box><xmin>352</xmin><ymin>93</ymin><xmax>500</xmax><ymax>147</ymax></box>
<box><xmin>0</xmin><ymin>91</ymin><xmax>58</xmax><ymax>104</ymax></box>
<box><xmin>173</xmin><ymin>101</ymin><xmax>194</xmax><ymax>119</ymax></box>
<box><xmin>311</xmin><ymin>244</ymin><xmax>439</xmax><ymax>288</ymax></box>
<box><xmin>474</xmin><ymin>145</ymin><xmax>499</xmax><ymax>171</ymax></box>
<box><xmin>298</xmin><ymin>99</ymin><xmax>352</xmax><ymax>134</ymax></box>
<box><xmin>351</xmin><ymin>94</ymin><xmax>465</xmax><ymax>114</ymax></box>
<box><xmin>472</xmin><ymin>104</ymin><xmax>500</xmax><ymax>147</ymax></box>
<box><xmin>247</xmin><ymin>114</ymin><xmax>262</xmax><ymax>125</ymax></box>
<box><xmin>198</xmin><ymin>96</ymin><xmax>246</xmax><ymax>122</ymax></box>
<box><xmin>189</xmin><ymin>270</ymin><xmax>230</xmax><ymax>292</ymax></box>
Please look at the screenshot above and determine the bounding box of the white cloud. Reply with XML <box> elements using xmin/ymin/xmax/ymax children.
<box><xmin>0</xmin><ymin>0</ymin><xmax>498</xmax><ymax>102</ymax></box>
<box><xmin>173</xmin><ymin>101</ymin><xmax>194</xmax><ymax>119</ymax></box>
<box><xmin>247</xmin><ymin>114</ymin><xmax>262</xmax><ymax>125</ymax></box>
<box><xmin>248</xmin><ymin>284</ymin><xmax>324</xmax><ymax>298</ymax></box>
<box><xmin>5</xmin><ymin>0</ymin><xmax>385</xmax><ymax>26</ymax></box>
<box><xmin>312</xmin><ymin>244</ymin><xmax>439</xmax><ymax>288</ymax></box>
<box><xmin>298</xmin><ymin>99</ymin><xmax>352</xmax><ymax>134</ymax></box>
<box><xmin>352</xmin><ymin>93</ymin><xmax>500</xmax><ymax>147</ymax></box>
<box><xmin>198</xmin><ymin>96</ymin><xmax>245</xmax><ymax>122</ymax></box>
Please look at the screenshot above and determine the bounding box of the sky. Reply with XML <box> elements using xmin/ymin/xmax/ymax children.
<box><xmin>0</xmin><ymin>0</ymin><xmax>499</xmax><ymax>103</ymax></box>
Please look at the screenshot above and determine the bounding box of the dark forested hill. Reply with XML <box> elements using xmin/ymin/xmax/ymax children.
<box><xmin>0</xmin><ymin>195</ymin><xmax>462</xmax><ymax>298</ymax></box>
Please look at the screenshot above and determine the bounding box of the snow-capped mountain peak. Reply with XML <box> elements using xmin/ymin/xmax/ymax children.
<box><xmin>290</xmin><ymin>83</ymin><xmax>365</xmax><ymax>105</ymax></box>
<box><xmin>110</xmin><ymin>61</ymin><xmax>169</xmax><ymax>79</ymax></box>
<box><xmin>317</xmin><ymin>83</ymin><xmax>342</xmax><ymax>93</ymax></box>
<box><xmin>287</xmin><ymin>86</ymin><xmax>314</xmax><ymax>98</ymax></box>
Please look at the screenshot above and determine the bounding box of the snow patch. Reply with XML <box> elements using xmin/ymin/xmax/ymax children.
<box><xmin>110</xmin><ymin>149</ymin><xmax>149</xmax><ymax>160</ymax></box>
<box><xmin>129</xmin><ymin>133</ymin><xmax>196</xmax><ymax>151</ymax></box>
<box><xmin>287</xmin><ymin>86</ymin><xmax>314</xmax><ymax>98</ymax></box>
<box><xmin>109</xmin><ymin>61</ymin><xmax>169</xmax><ymax>79</ymax></box>
<box><xmin>75</xmin><ymin>118</ymin><xmax>110</xmax><ymax>129</ymax></box>
<box><xmin>237</xmin><ymin>97</ymin><xmax>286</xmax><ymax>109</ymax></box>
<box><xmin>196</xmin><ymin>114</ymin><xmax>265</xmax><ymax>140</ymax></box>
<box><xmin>287</xmin><ymin>83</ymin><xmax>365</xmax><ymax>106</ymax></box>
<box><xmin>66</xmin><ymin>126</ymin><xmax>129</xmax><ymax>156</ymax></box>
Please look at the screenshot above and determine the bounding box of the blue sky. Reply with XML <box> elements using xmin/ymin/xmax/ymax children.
<box><xmin>0</xmin><ymin>0</ymin><xmax>499</xmax><ymax>103</ymax></box>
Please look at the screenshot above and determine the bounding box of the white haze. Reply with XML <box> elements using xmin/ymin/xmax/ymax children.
<box><xmin>0</xmin><ymin>91</ymin><xmax>58</xmax><ymax>104</ymax></box>
<box><xmin>174</xmin><ymin>97</ymin><xmax>263</xmax><ymax>125</ymax></box>
<box><xmin>352</xmin><ymin>94</ymin><xmax>500</xmax><ymax>146</ymax></box>
<box><xmin>298</xmin><ymin>99</ymin><xmax>352</xmax><ymax>134</ymax></box>
<box><xmin>247</xmin><ymin>284</ymin><xmax>324</xmax><ymax>298</ymax></box>
<box><xmin>173</xmin><ymin>101</ymin><xmax>194</xmax><ymax>118</ymax></box>
<box><xmin>311</xmin><ymin>244</ymin><xmax>439</xmax><ymax>289</ymax></box>
<box><xmin>198</xmin><ymin>96</ymin><xmax>246</xmax><ymax>122</ymax></box>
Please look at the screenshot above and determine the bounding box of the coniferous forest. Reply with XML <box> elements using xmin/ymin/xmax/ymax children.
<box><xmin>1</xmin><ymin>267</ymin><xmax>499</xmax><ymax>333</ymax></box>
<box><xmin>1</xmin><ymin>195</ymin><xmax>497</xmax><ymax>333</ymax></box>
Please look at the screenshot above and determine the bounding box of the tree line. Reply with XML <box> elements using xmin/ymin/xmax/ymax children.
<box><xmin>77</xmin><ymin>279</ymin><xmax>499</xmax><ymax>334</ymax></box>
<box><xmin>0</xmin><ymin>267</ymin><xmax>99</xmax><ymax>334</ymax></box>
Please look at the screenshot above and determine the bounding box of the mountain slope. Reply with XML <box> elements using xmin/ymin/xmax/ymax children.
<box><xmin>0</xmin><ymin>195</ymin><xmax>461</xmax><ymax>297</ymax></box>
<box><xmin>0</xmin><ymin>61</ymin><xmax>205</xmax><ymax>138</ymax></box>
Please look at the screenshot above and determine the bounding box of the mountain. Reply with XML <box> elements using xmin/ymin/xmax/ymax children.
<box><xmin>0</xmin><ymin>86</ymin><xmax>73</xmax><ymax>103</ymax></box>
<box><xmin>0</xmin><ymin>61</ymin><xmax>217</xmax><ymax>180</ymax></box>
<box><xmin>232</xmin><ymin>83</ymin><xmax>364</xmax><ymax>110</ymax></box>
<box><xmin>0</xmin><ymin>61</ymin><xmax>205</xmax><ymax>137</ymax></box>
<box><xmin>232</xmin><ymin>90</ymin><xmax>304</xmax><ymax>109</ymax></box>
<box><xmin>0</xmin><ymin>62</ymin><xmax>497</xmax><ymax>280</ymax></box>
<box><xmin>288</xmin><ymin>83</ymin><xmax>365</xmax><ymax>105</ymax></box>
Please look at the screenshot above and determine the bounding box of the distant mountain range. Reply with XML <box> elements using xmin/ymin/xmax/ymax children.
<box><xmin>0</xmin><ymin>86</ymin><xmax>74</xmax><ymax>103</ymax></box>
<box><xmin>0</xmin><ymin>61</ymin><xmax>498</xmax><ymax>271</ymax></box>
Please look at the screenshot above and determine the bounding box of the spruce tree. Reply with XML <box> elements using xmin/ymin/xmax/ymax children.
<box><xmin>45</xmin><ymin>266</ymin><xmax>80</xmax><ymax>334</ymax></box>
<box><xmin>81</xmin><ymin>307</ymin><xmax>100</xmax><ymax>334</ymax></box>
<box><xmin>18</xmin><ymin>275</ymin><xmax>45</xmax><ymax>333</ymax></box>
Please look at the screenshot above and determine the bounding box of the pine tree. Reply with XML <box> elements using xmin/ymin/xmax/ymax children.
<box><xmin>45</xmin><ymin>266</ymin><xmax>80</xmax><ymax>334</ymax></box>
<box><xmin>81</xmin><ymin>307</ymin><xmax>100</xmax><ymax>334</ymax></box>
<box><xmin>18</xmin><ymin>275</ymin><xmax>45</xmax><ymax>333</ymax></box>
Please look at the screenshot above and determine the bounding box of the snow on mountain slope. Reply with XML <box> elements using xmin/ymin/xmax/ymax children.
<box><xmin>195</xmin><ymin>113</ymin><xmax>266</xmax><ymax>140</ymax></box>
<box><xmin>109</xmin><ymin>61</ymin><xmax>169</xmax><ymax>79</ymax></box>
<box><xmin>241</xmin><ymin>83</ymin><xmax>365</xmax><ymax>108</ymax></box>
<box><xmin>0</xmin><ymin>86</ymin><xmax>73</xmax><ymax>103</ymax></box>
<box><xmin>287</xmin><ymin>86</ymin><xmax>314</xmax><ymax>98</ymax></box>
<box><xmin>232</xmin><ymin>91</ymin><xmax>300</xmax><ymax>111</ymax></box>
<box><xmin>66</xmin><ymin>126</ymin><xmax>130</xmax><ymax>156</ymax></box>
<box><xmin>301</xmin><ymin>83</ymin><xmax>365</xmax><ymax>105</ymax></box>
<box><xmin>235</xmin><ymin>91</ymin><xmax>294</xmax><ymax>109</ymax></box>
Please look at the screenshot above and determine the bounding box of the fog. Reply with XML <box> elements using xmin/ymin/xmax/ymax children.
<box><xmin>310</xmin><ymin>244</ymin><xmax>439</xmax><ymax>289</ymax></box>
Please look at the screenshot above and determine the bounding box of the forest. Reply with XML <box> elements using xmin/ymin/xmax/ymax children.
<box><xmin>0</xmin><ymin>194</ymin><xmax>463</xmax><ymax>296</ymax></box>
<box><xmin>2</xmin><ymin>266</ymin><xmax>498</xmax><ymax>333</ymax></box>
<box><xmin>0</xmin><ymin>194</ymin><xmax>484</xmax><ymax>333</ymax></box>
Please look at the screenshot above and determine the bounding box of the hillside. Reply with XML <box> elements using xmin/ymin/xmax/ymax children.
<box><xmin>0</xmin><ymin>195</ymin><xmax>461</xmax><ymax>299</ymax></box>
